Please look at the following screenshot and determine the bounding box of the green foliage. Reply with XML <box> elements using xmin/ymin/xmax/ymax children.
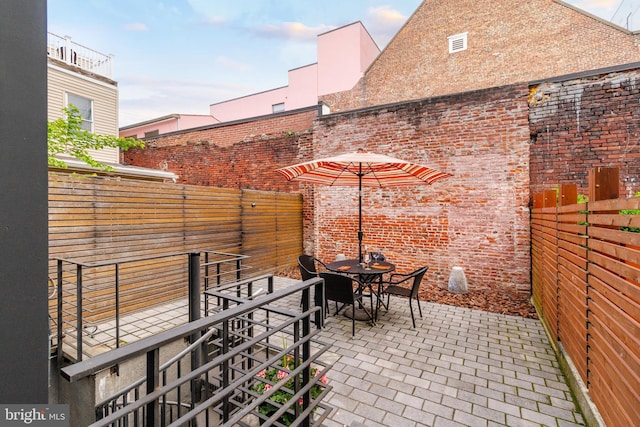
<box><xmin>252</xmin><ymin>353</ymin><xmax>327</xmax><ymax>426</ymax></box>
<box><xmin>578</xmin><ymin>192</ymin><xmax>640</xmax><ymax>232</ymax></box>
<box><xmin>621</xmin><ymin>191</ymin><xmax>640</xmax><ymax>233</ymax></box>
<box><xmin>48</xmin><ymin>105</ymin><xmax>144</xmax><ymax>171</ymax></box>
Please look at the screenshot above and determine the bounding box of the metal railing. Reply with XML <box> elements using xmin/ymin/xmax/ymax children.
<box><xmin>62</xmin><ymin>276</ymin><xmax>332</xmax><ymax>426</ymax></box>
<box><xmin>47</xmin><ymin>32</ymin><xmax>114</xmax><ymax>79</ymax></box>
<box><xmin>92</xmin><ymin>274</ymin><xmax>274</xmax><ymax>423</ymax></box>
<box><xmin>53</xmin><ymin>251</ymin><xmax>249</xmax><ymax>363</ymax></box>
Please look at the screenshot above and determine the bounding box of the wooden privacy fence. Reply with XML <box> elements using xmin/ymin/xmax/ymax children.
<box><xmin>48</xmin><ymin>172</ymin><xmax>302</xmax><ymax>321</ymax></box>
<box><xmin>531</xmin><ymin>168</ymin><xmax>639</xmax><ymax>427</ymax></box>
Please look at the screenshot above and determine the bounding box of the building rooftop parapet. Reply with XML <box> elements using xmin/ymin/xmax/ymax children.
<box><xmin>47</xmin><ymin>32</ymin><xmax>113</xmax><ymax>80</ymax></box>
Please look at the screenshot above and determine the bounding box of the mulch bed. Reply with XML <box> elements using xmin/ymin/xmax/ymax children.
<box><xmin>275</xmin><ymin>266</ymin><xmax>538</xmax><ymax>319</ymax></box>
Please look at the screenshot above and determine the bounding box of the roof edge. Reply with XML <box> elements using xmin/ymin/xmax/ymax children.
<box><xmin>144</xmin><ymin>103</ymin><xmax>322</xmax><ymax>139</ymax></box>
<box><xmin>553</xmin><ymin>0</ymin><xmax>637</xmax><ymax>34</ymax></box>
<box><xmin>51</xmin><ymin>156</ymin><xmax>178</xmax><ymax>181</ymax></box>
<box><xmin>529</xmin><ymin>61</ymin><xmax>640</xmax><ymax>85</ymax></box>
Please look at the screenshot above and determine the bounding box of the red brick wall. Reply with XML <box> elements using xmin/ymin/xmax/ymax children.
<box><xmin>125</xmin><ymin>85</ymin><xmax>532</xmax><ymax>294</ymax></box>
<box><xmin>323</xmin><ymin>0</ymin><xmax>640</xmax><ymax>112</ymax></box>
<box><xmin>123</xmin><ymin>108</ymin><xmax>318</xmax><ymax>190</ymax></box>
<box><xmin>122</xmin><ymin>67</ymin><xmax>640</xmax><ymax>296</ymax></box>
<box><xmin>529</xmin><ymin>66</ymin><xmax>640</xmax><ymax>198</ymax></box>
<box><xmin>313</xmin><ymin>84</ymin><xmax>532</xmax><ymax>293</ymax></box>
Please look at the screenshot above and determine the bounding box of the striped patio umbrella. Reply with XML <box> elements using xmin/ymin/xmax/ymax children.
<box><xmin>276</xmin><ymin>149</ymin><xmax>452</xmax><ymax>261</ymax></box>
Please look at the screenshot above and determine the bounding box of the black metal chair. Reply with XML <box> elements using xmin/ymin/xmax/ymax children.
<box><xmin>381</xmin><ymin>266</ymin><xmax>429</xmax><ymax>328</ymax></box>
<box><xmin>320</xmin><ymin>272</ymin><xmax>374</xmax><ymax>336</ymax></box>
<box><xmin>297</xmin><ymin>254</ymin><xmax>326</xmax><ymax>281</ymax></box>
<box><xmin>297</xmin><ymin>254</ymin><xmax>328</xmax><ymax>325</ymax></box>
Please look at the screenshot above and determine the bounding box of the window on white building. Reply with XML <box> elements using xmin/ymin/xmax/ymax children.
<box><xmin>272</xmin><ymin>103</ymin><xmax>285</xmax><ymax>113</ymax></box>
<box><xmin>66</xmin><ymin>93</ymin><xmax>93</xmax><ymax>131</ymax></box>
<box><xmin>448</xmin><ymin>32</ymin><xmax>468</xmax><ymax>54</ymax></box>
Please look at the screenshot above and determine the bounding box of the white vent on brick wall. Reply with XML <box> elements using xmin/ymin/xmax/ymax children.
<box><xmin>448</xmin><ymin>32</ymin><xmax>467</xmax><ymax>53</ymax></box>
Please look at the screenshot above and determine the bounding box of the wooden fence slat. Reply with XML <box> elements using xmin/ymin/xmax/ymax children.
<box><xmin>48</xmin><ymin>172</ymin><xmax>302</xmax><ymax>327</ymax></box>
<box><xmin>532</xmin><ymin>180</ymin><xmax>640</xmax><ymax>427</ymax></box>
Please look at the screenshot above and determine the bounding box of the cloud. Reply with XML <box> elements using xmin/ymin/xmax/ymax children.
<box><xmin>200</xmin><ymin>15</ymin><xmax>227</xmax><ymax>26</ymax></box>
<box><xmin>254</xmin><ymin>21</ymin><xmax>334</xmax><ymax>41</ymax></box>
<box><xmin>123</xmin><ymin>22</ymin><xmax>149</xmax><ymax>32</ymax></box>
<box><xmin>367</xmin><ymin>5</ymin><xmax>408</xmax><ymax>27</ymax></box>
<box><xmin>117</xmin><ymin>74</ymin><xmax>255</xmax><ymax>125</ymax></box>
<box><xmin>365</xmin><ymin>5</ymin><xmax>410</xmax><ymax>47</ymax></box>
<box><xmin>217</xmin><ymin>56</ymin><xmax>252</xmax><ymax>72</ymax></box>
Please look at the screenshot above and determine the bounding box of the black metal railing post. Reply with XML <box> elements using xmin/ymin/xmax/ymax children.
<box><xmin>146</xmin><ymin>348</ymin><xmax>160</xmax><ymax>427</ymax></box>
<box><xmin>293</xmin><ymin>320</ymin><xmax>301</xmax><ymax>422</ymax></box>
<box><xmin>300</xmin><ymin>286</ymin><xmax>312</xmax><ymax>426</ymax></box>
<box><xmin>56</xmin><ymin>259</ymin><xmax>63</xmax><ymax>366</ymax></box>
<box><xmin>188</xmin><ymin>252</ymin><xmax>201</xmax><ymax>324</ymax></box>
<box><xmin>115</xmin><ymin>263</ymin><xmax>120</xmax><ymax>349</ymax></box>
<box><xmin>302</xmin><ymin>287</ymin><xmax>312</xmax><ymax>427</ymax></box>
<box><xmin>221</xmin><ymin>316</ymin><xmax>230</xmax><ymax>423</ymax></box>
<box><xmin>204</xmin><ymin>252</ymin><xmax>210</xmax><ymax>314</ymax></box>
<box><xmin>76</xmin><ymin>263</ymin><xmax>83</xmax><ymax>362</ymax></box>
<box><xmin>188</xmin><ymin>252</ymin><xmax>202</xmax><ymax>404</ymax></box>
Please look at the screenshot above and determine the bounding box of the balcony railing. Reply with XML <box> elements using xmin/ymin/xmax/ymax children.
<box><xmin>47</xmin><ymin>32</ymin><xmax>113</xmax><ymax>79</ymax></box>
<box><xmin>52</xmin><ymin>251</ymin><xmax>249</xmax><ymax>362</ymax></box>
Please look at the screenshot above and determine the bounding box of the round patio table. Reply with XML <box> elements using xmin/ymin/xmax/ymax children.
<box><xmin>326</xmin><ymin>259</ymin><xmax>395</xmax><ymax>320</ymax></box>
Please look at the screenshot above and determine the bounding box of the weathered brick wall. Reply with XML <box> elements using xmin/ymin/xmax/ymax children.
<box><xmin>529</xmin><ymin>66</ymin><xmax>640</xmax><ymax>197</ymax></box>
<box><xmin>323</xmin><ymin>0</ymin><xmax>640</xmax><ymax>112</ymax></box>
<box><xmin>125</xmin><ymin>84</ymin><xmax>532</xmax><ymax>293</ymax></box>
<box><xmin>313</xmin><ymin>84</ymin><xmax>532</xmax><ymax>293</ymax></box>
<box><xmin>123</xmin><ymin>108</ymin><xmax>318</xmax><ymax>190</ymax></box>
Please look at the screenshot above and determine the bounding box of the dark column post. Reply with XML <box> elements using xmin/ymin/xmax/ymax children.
<box><xmin>0</xmin><ymin>0</ymin><xmax>48</xmax><ymax>403</ymax></box>
<box><xmin>188</xmin><ymin>252</ymin><xmax>202</xmax><ymax>402</ymax></box>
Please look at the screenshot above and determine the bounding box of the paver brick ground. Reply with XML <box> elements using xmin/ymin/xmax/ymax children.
<box><xmin>280</xmin><ymin>276</ymin><xmax>588</xmax><ymax>427</ymax></box>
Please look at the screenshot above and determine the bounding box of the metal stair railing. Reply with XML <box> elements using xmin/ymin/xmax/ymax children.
<box><xmin>62</xmin><ymin>276</ymin><xmax>333</xmax><ymax>427</ymax></box>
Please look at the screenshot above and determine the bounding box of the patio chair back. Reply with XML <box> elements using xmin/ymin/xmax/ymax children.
<box><xmin>382</xmin><ymin>265</ymin><xmax>429</xmax><ymax>328</ymax></box>
<box><xmin>408</xmin><ymin>266</ymin><xmax>429</xmax><ymax>297</ymax></box>
<box><xmin>320</xmin><ymin>272</ymin><xmax>357</xmax><ymax>305</ymax></box>
<box><xmin>320</xmin><ymin>272</ymin><xmax>372</xmax><ymax>336</ymax></box>
<box><xmin>298</xmin><ymin>254</ymin><xmax>329</xmax><ymax>326</ymax></box>
<box><xmin>298</xmin><ymin>254</ymin><xmax>318</xmax><ymax>281</ymax></box>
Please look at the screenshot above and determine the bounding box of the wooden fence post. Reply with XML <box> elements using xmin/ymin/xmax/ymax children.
<box><xmin>589</xmin><ymin>167</ymin><xmax>619</xmax><ymax>201</ymax></box>
<box><xmin>560</xmin><ymin>184</ymin><xmax>578</xmax><ymax>206</ymax></box>
<box><xmin>543</xmin><ymin>189</ymin><xmax>557</xmax><ymax>208</ymax></box>
<box><xmin>533</xmin><ymin>192</ymin><xmax>544</xmax><ymax>208</ymax></box>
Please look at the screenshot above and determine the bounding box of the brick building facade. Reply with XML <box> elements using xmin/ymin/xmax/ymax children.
<box><xmin>529</xmin><ymin>64</ymin><xmax>640</xmax><ymax>198</ymax></box>
<box><xmin>322</xmin><ymin>0</ymin><xmax>639</xmax><ymax>113</ymax></box>
<box><xmin>124</xmin><ymin>66</ymin><xmax>640</xmax><ymax>293</ymax></box>
<box><xmin>123</xmin><ymin>106</ymin><xmax>318</xmax><ymax>190</ymax></box>
<box><xmin>310</xmin><ymin>85</ymin><xmax>531</xmax><ymax>292</ymax></box>
<box><xmin>126</xmin><ymin>84</ymin><xmax>533</xmax><ymax>293</ymax></box>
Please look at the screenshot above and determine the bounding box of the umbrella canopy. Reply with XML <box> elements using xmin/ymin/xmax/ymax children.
<box><xmin>276</xmin><ymin>149</ymin><xmax>452</xmax><ymax>261</ymax></box>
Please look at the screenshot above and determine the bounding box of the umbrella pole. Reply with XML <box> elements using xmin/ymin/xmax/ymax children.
<box><xmin>358</xmin><ymin>166</ymin><xmax>363</xmax><ymax>263</ymax></box>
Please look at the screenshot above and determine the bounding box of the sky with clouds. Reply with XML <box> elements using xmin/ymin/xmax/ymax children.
<box><xmin>47</xmin><ymin>0</ymin><xmax>640</xmax><ymax>127</ymax></box>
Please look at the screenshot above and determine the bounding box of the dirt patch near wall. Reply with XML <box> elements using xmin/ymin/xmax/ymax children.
<box><xmin>276</xmin><ymin>266</ymin><xmax>538</xmax><ymax>319</ymax></box>
<box><xmin>417</xmin><ymin>281</ymin><xmax>538</xmax><ymax>319</ymax></box>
